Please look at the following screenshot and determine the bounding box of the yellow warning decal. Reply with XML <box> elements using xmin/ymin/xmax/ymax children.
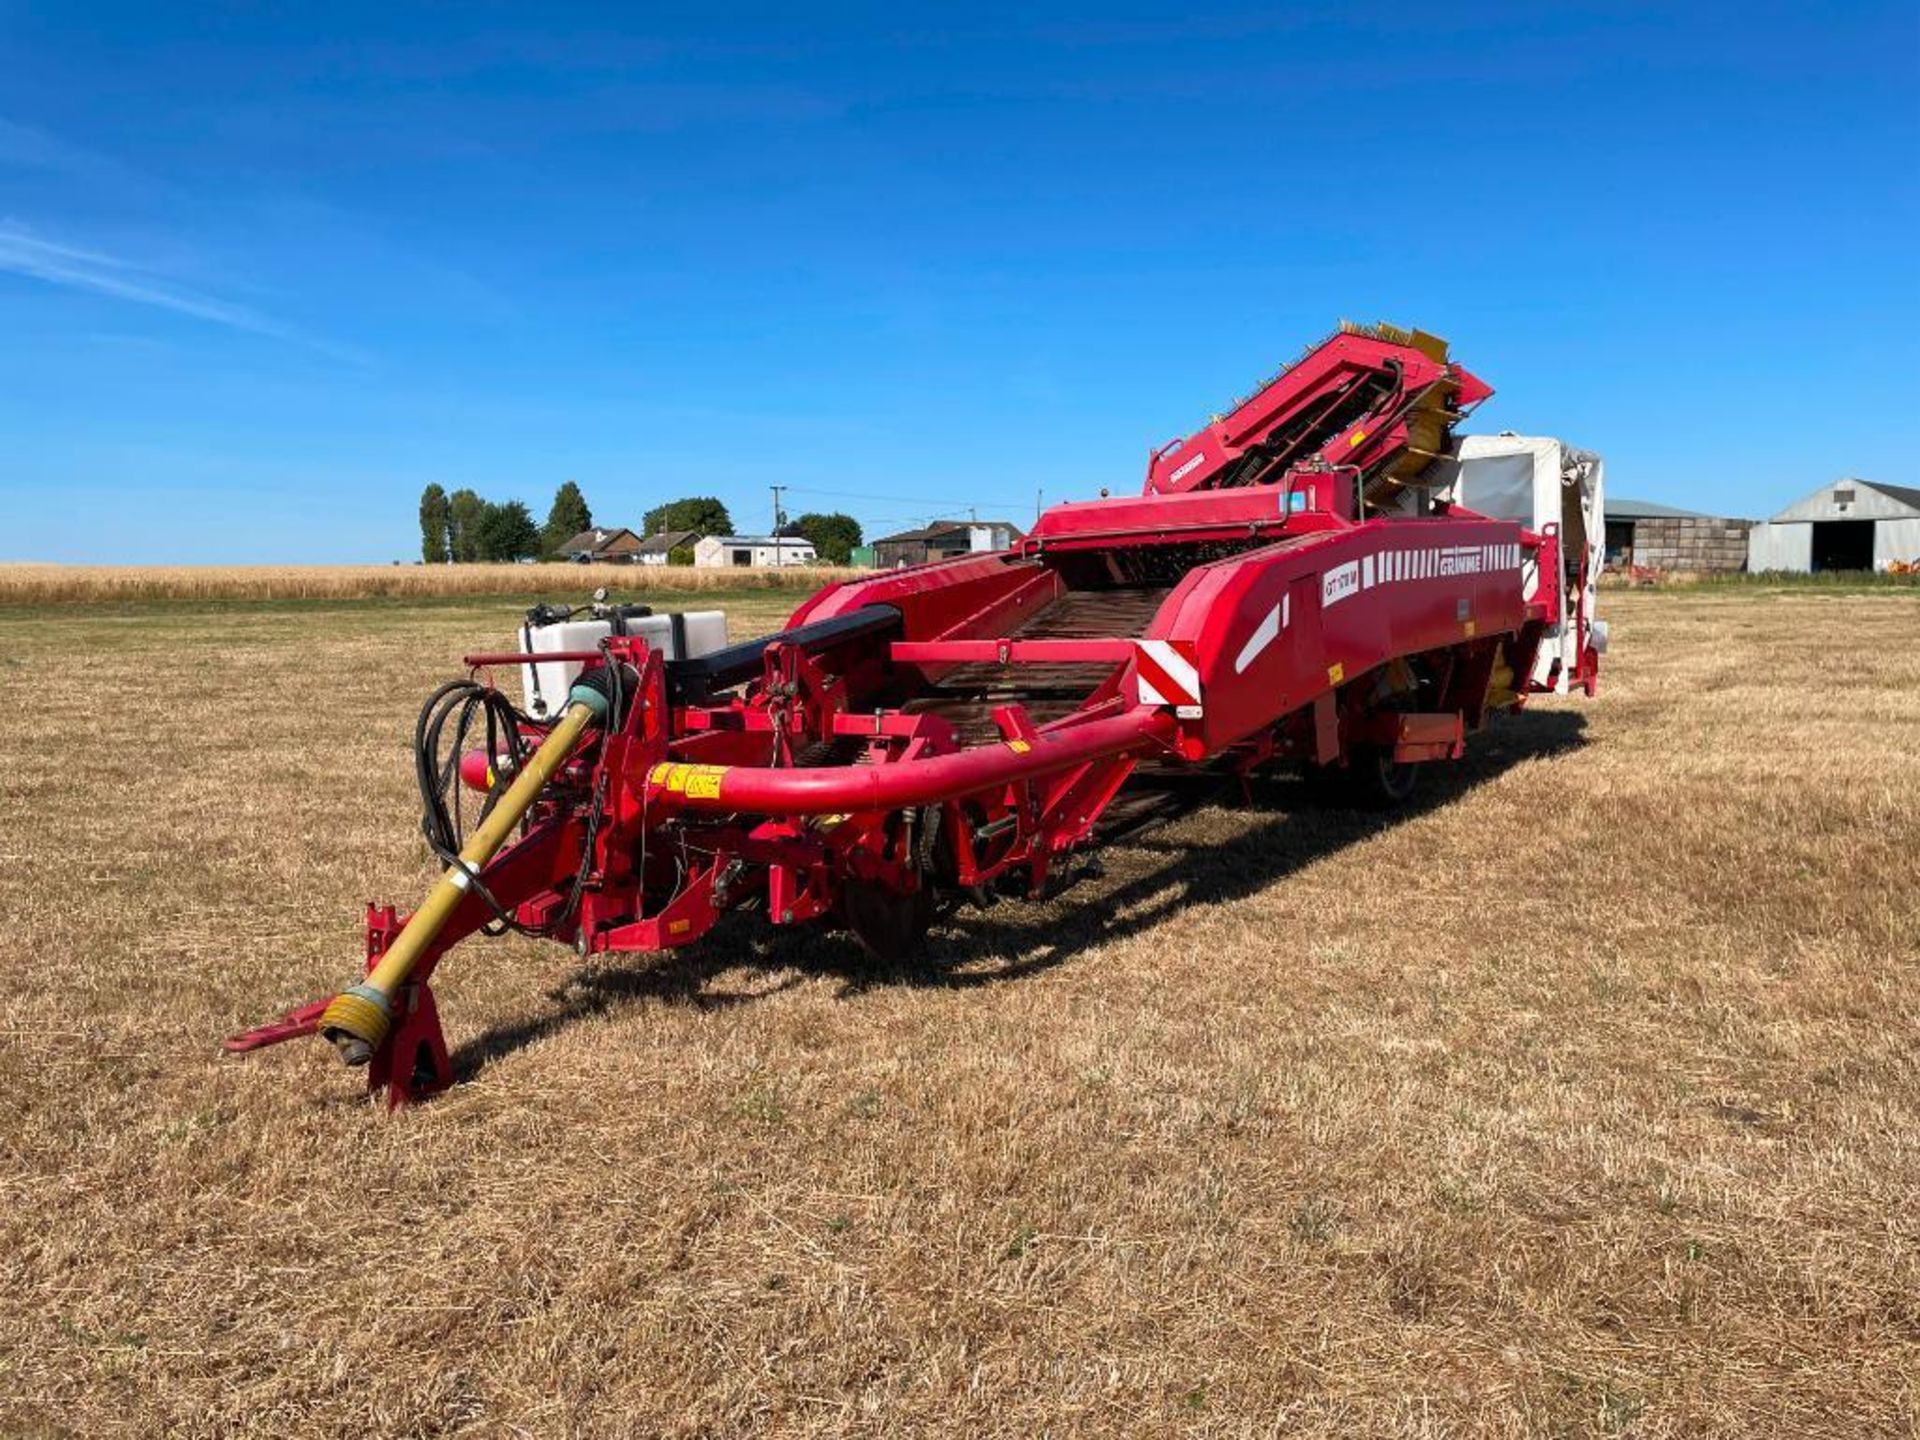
<box><xmin>1463</xmin><ymin>619</ymin><xmax>1477</xmax><ymax>637</ymax></box>
<box><xmin>667</xmin><ymin>918</ymin><xmax>692</xmax><ymax>936</ymax></box>
<box><xmin>1348</xmin><ymin>429</ymin><xmax>1367</xmax><ymax>448</ymax></box>
<box><xmin>684</xmin><ymin>767</ymin><xmax>726</xmax><ymax>800</ymax></box>
<box><xmin>1005</xmin><ymin>739</ymin><xmax>1032</xmax><ymax>754</ymax></box>
<box><xmin>649</xmin><ymin>762</ymin><xmax>729</xmax><ymax>798</ymax></box>
<box><xmin>1327</xmin><ymin>662</ymin><xmax>1345</xmax><ymax>685</ymax></box>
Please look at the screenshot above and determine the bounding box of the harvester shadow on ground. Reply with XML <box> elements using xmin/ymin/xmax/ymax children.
<box><xmin>451</xmin><ymin>710</ymin><xmax>1587</xmax><ymax>1083</ymax></box>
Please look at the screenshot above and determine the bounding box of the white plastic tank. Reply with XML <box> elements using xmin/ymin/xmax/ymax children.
<box><xmin>518</xmin><ymin>608</ymin><xmax>728</xmax><ymax>719</ymax></box>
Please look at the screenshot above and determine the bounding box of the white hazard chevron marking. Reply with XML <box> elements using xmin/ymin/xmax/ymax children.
<box><xmin>1233</xmin><ymin>591</ymin><xmax>1291</xmax><ymax>674</ymax></box>
<box><xmin>1233</xmin><ymin>605</ymin><xmax>1279</xmax><ymax>675</ymax></box>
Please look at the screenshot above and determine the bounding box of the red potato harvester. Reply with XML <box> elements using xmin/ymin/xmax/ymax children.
<box><xmin>228</xmin><ymin>323</ymin><xmax>1606</xmax><ymax>1106</ymax></box>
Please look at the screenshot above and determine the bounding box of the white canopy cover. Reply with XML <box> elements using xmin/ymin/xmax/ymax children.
<box><xmin>1425</xmin><ymin>434</ymin><xmax>1605</xmax><ymax>693</ymax></box>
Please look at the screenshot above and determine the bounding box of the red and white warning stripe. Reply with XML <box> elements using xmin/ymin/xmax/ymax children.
<box><xmin>1135</xmin><ymin>639</ymin><xmax>1203</xmax><ymax>717</ymax></box>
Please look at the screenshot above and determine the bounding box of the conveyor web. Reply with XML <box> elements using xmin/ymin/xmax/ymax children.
<box><xmin>902</xmin><ymin>585</ymin><xmax>1173</xmax><ymax>744</ymax></box>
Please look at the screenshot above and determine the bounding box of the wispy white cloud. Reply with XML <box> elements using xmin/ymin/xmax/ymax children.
<box><xmin>0</xmin><ymin>221</ymin><xmax>368</xmax><ymax>364</ymax></box>
<box><xmin>0</xmin><ymin>225</ymin><xmax>269</xmax><ymax>328</ymax></box>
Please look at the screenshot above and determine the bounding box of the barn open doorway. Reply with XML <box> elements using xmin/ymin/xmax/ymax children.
<box><xmin>1811</xmin><ymin>520</ymin><xmax>1875</xmax><ymax>572</ymax></box>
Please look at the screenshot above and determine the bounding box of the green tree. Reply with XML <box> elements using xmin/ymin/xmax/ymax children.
<box><xmin>643</xmin><ymin>496</ymin><xmax>733</xmax><ymax>538</ymax></box>
<box><xmin>447</xmin><ymin>488</ymin><xmax>487</xmax><ymax>563</ymax></box>
<box><xmin>542</xmin><ymin>480</ymin><xmax>593</xmax><ymax>557</ymax></box>
<box><xmin>418</xmin><ymin>484</ymin><xmax>450</xmax><ymax>564</ymax></box>
<box><xmin>476</xmin><ymin>500</ymin><xmax>541</xmax><ymax>562</ymax></box>
<box><xmin>781</xmin><ymin>511</ymin><xmax>862</xmax><ymax>565</ymax></box>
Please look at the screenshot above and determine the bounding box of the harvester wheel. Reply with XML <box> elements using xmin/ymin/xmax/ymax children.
<box><xmin>1306</xmin><ymin>745</ymin><xmax>1420</xmax><ymax>810</ymax></box>
<box><xmin>841</xmin><ymin>878</ymin><xmax>934</xmax><ymax>963</ymax></box>
<box><xmin>1354</xmin><ymin>745</ymin><xmax>1420</xmax><ymax>808</ymax></box>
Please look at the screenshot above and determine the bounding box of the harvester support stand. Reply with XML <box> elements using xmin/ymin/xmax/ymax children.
<box><xmin>362</xmin><ymin>904</ymin><xmax>452</xmax><ymax>1109</ymax></box>
<box><xmin>366</xmin><ymin>981</ymin><xmax>451</xmax><ymax>1109</ymax></box>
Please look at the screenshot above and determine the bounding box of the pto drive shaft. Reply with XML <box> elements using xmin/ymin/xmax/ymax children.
<box><xmin>317</xmin><ymin>674</ymin><xmax>617</xmax><ymax>1066</ymax></box>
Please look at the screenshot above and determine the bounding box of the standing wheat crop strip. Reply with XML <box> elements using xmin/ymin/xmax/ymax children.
<box><xmin>0</xmin><ymin>588</ymin><xmax>1914</xmax><ymax>1436</ymax></box>
<box><xmin>0</xmin><ymin>563</ymin><xmax>861</xmax><ymax>604</ymax></box>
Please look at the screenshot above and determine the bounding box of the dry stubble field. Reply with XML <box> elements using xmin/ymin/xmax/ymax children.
<box><xmin>0</xmin><ymin>585</ymin><xmax>1915</xmax><ymax>1438</ymax></box>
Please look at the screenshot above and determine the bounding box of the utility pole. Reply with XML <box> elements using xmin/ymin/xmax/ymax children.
<box><xmin>770</xmin><ymin>484</ymin><xmax>786</xmax><ymax>566</ymax></box>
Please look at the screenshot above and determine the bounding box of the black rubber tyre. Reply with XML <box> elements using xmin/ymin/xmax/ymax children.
<box><xmin>1305</xmin><ymin>744</ymin><xmax>1420</xmax><ymax>810</ymax></box>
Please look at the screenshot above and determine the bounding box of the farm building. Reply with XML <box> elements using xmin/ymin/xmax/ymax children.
<box><xmin>1603</xmin><ymin>498</ymin><xmax>1751</xmax><ymax>574</ymax></box>
<box><xmin>634</xmin><ymin>529</ymin><xmax>701</xmax><ymax>566</ymax></box>
<box><xmin>871</xmin><ymin>519</ymin><xmax>1024</xmax><ymax>568</ymax></box>
<box><xmin>555</xmin><ymin>527</ymin><xmax>644</xmax><ymax>564</ymax></box>
<box><xmin>692</xmin><ymin>535</ymin><xmax>817</xmax><ymax>568</ymax></box>
<box><xmin>1747</xmin><ymin>478</ymin><xmax>1920</xmax><ymax>572</ymax></box>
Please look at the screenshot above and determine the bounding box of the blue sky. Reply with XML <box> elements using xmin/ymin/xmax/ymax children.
<box><xmin>1</xmin><ymin>2</ymin><xmax>1914</xmax><ymax>562</ymax></box>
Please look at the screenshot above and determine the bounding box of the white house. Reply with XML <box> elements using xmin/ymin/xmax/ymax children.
<box><xmin>1748</xmin><ymin>478</ymin><xmax>1920</xmax><ymax>572</ymax></box>
<box><xmin>692</xmin><ymin>535</ymin><xmax>817</xmax><ymax>568</ymax></box>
